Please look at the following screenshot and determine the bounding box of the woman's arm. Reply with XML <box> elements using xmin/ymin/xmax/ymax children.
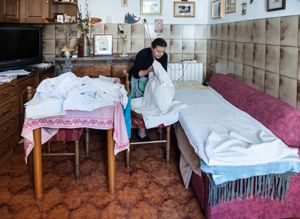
<box><xmin>130</xmin><ymin>49</ymin><xmax>154</xmax><ymax>78</ymax></box>
<box><xmin>138</xmin><ymin>65</ymin><xmax>153</xmax><ymax>77</ymax></box>
<box><xmin>161</xmin><ymin>53</ymin><xmax>168</xmax><ymax>71</ymax></box>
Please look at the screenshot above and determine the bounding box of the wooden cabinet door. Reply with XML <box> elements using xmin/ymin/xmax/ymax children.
<box><xmin>21</xmin><ymin>0</ymin><xmax>50</xmax><ymax>23</ymax></box>
<box><xmin>0</xmin><ymin>0</ymin><xmax>20</xmax><ymax>23</ymax></box>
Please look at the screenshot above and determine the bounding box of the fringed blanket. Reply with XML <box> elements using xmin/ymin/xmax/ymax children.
<box><xmin>207</xmin><ymin>172</ymin><xmax>294</xmax><ymax>206</ymax></box>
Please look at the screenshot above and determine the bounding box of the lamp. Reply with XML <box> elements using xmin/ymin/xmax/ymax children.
<box><xmin>118</xmin><ymin>25</ymin><xmax>128</xmax><ymax>57</ymax></box>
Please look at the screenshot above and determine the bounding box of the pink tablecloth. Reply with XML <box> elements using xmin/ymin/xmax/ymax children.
<box><xmin>21</xmin><ymin>103</ymin><xmax>129</xmax><ymax>161</ymax></box>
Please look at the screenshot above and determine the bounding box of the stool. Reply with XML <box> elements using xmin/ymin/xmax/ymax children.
<box><xmin>126</xmin><ymin>111</ymin><xmax>171</xmax><ymax>169</ymax></box>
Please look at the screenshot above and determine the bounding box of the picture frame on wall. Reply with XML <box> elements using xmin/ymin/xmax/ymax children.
<box><xmin>211</xmin><ymin>0</ymin><xmax>223</xmax><ymax>19</ymax></box>
<box><xmin>56</xmin><ymin>13</ymin><xmax>64</xmax><ymax>23</ymax></box>
<box><xmin>140</xmin><ymin>0</ymin><xmax>162</xmax><ymax>15</ymax></box>
<box><xmin>121</xmin><ymin>0</ymin><xmax>128</xmax><ymax>7</ymax></box>
<box><xmin>225</xmin><ymin>0</ymin><xmax>236</xmax><ymax>14</ymax></box>
<box><xmin>94</xmin><ymin>35</ymin><xmax>113</xmax><ymax>56</ymax></box>
<box><xmin>173</xmin><ymin>1</ymin><xmax>195</xmax><ymax>17</ymax></box>
<box><xmin>154</xmin><ymin>19</ymin><xmax>163</xmax><ymax>33</ymax></box>
<box><xmin>267</xmin><ymin>0</ymin><xmax>286</xmax><ymax>11</ymax></box>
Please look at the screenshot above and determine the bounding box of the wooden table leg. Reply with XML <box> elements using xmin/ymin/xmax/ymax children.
<box><xmin>33</xmin><ymin>128</ymin><xmax>43</xmax><ymax>199</ymax></box>
<box><xmin>107</xmin><ymin>129</ymin><xmax>115</xmax><ymax>193</ymax></box>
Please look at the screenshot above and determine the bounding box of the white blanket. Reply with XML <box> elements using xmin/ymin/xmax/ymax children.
<box><xmin>174</xmin><ymin>86</ymin><xmax>300</xmax><ymax>167</ymax></box>
<box><xmin>134</xmin><ymin>60</ymin><xmax>181</xmax><ymax>128</ymax></box>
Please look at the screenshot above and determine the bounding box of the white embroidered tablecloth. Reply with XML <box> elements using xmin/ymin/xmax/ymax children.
<box><xmin>22</xmin><ymin>103</ymin><xmax>129</xmax><ymax>161</ymax></box>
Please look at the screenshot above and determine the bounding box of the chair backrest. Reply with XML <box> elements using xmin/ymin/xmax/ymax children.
<box><xmin>24</xmin><ymin>85</ymin><xmax>35</xmax><ymax>102</ymax></box>
<box><xmin>113</xmin><ymin>70</ymin><xmax>130</xmax><ymax>93</ymax></box>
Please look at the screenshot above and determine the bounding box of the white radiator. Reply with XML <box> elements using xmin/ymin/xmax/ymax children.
<box><xmin>168</xmin><ymin>61</ymin><xmax>203</xmax><ymax>83</ymax></box>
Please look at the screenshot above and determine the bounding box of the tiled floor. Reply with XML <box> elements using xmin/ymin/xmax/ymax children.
<box><xmin>0</xmin><ymin>130</ymin><xmax>205</xmax><ymax>219</ymax></box>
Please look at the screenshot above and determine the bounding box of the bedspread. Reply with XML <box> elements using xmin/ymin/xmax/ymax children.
<box><xmin>174</xmin><ymin>86</ymin><xmax>300</xmax><ymax>185</ymax></box>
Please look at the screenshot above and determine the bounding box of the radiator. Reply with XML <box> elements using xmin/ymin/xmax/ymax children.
<box><xmin>168</xmin><ymin>61</ymin><xmax>203</xmax><ymax>83</ymax></box>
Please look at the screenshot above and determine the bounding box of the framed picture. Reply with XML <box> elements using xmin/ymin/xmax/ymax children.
<box><xmin>211</xmin><ymin>0</ymin><xmax>223</xmax><ymax>19</ymax></box>
<box><xmin>94</xmin><ymin>35</ymin><xmax>113</xmax><ymax>56</ymax></box>
<box><xmin>140</xmin><ymin>0</ymin><xmax>162</xmax><ymax>15</ymax></box>
<box><xmin>173</xmin><ymin>1</ymin><xmax>195</xmax><ymax>17</ymax></box>
<box><xmin>56</xmin><ymin>13</ymin><xmax>64</xmax><ymax>23</ymax></box>
<box><xmin>121</xmin><ymin>0</ymin><xmax>128</xmax><ymax>7</ymax></box>
<box><xmin>225</xmin><ymin>0</ymin><xmax>236</xmax><ymax>14</ymax></box>
<box><xmin>154</xmin><ymin>19</ymin><xmax>163</xmax><ymax>33</ymax></box>
<box><xmin>267</xmin><ymin>0</ymin><xmax>286</xmax><ymax>11</ymax></box>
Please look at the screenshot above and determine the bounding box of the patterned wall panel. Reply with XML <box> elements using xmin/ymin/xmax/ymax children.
<box><xmin>243</xmin><ymin>43</ymin><xmax>253</xmax><ymax>66</ymax></box>
<box><xmin>265</xmin><ymin>45</ymin><xmax>280</xmax><ymax>73</ymax></box>
<box><xmin>253</xmin><ymin>19</ymin><xmax>265</xmax><ymax>44</ymax></box>
<box><xmin>280</xmin><ymin>16</ymin><xmax>298</xmax><ymax>47</ymax></box>
<box><xmin>266</xmin><ymin>17</ymin><xmax>280</xmax><ymax>45</ymax></box>
<box><xmin>265</xmin><ymin>71</ymin><xmax>279</xmax><ymax>98</ymax></box>
<box><xmin>41</xmin><ymin>15</ymin><xmax>300</xmax><ymax>109</ymax></box>
<box><xmin>279</xmin><ymin>76</ymin><xmax>297</xmax><ymax>107</ymax></box>
<box><xmin>43</xmin><ymin>23</ymin><xmax>209</xmax><ymax>66</ymax></box>
<box><xmin>208</xmin><ymin>15</ymin><xmax>300</xmax><ymax>110</ymax></box>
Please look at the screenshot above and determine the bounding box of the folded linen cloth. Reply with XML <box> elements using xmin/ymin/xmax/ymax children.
<box><xmin>63</xmin><ymin>78</ymin><xmax>128</xmax><ymax>111</ymax></box>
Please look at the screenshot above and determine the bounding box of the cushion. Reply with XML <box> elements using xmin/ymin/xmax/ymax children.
<box><xmin>208</xmin><ymin>73</ymin><xmax>300</xmax><ymax>148</ymax></box>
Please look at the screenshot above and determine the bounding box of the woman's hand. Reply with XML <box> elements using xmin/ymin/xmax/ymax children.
<box><xmin>138</xmin><ymin>65</ymin><xmax>153</xmax><ymax>77</ymax></box>
<box><xmin>147</xmin><ymin>65</ymin><xmax>153</xmax><ymax>73</ymax></box>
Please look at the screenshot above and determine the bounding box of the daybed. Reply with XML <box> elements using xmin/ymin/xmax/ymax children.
<box><xmin>174</xmin><ymin>74</ymin><xmax>300</xmax><ymax>219</ymax></box>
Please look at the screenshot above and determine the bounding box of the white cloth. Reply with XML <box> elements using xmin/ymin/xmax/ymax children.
<box><xmin>142</xmin><ymin>60</ymin><xmax>175</xmax><ymax>115</ymax></box>
<box><xmin>63</xmin><ymin>78</ymin><xmax>128</xmax><ymax>111</ymax></box>
<box><xmin>137</xmin><ymin>60</ymin><xmax>180</xmax><ymax>128</ymax></box>
<box><xmin>132</xmin><ymin>97</ymin><xmax>185</xmax><ymax>128</ymax></box>
<box><xmin>25</xmin><ymin>93</ymin><xmax>65</xmax><ymax>119</ymax></box>
<box><xmin>142</xmin><ymin>102</ymin><xmax>185</xmax><ymax>128</ymax></box>
<box><xmin>99</xmin><ymin>75</ymin><xmax>120</xmax><ymax>83</ymax></box>
<box><xmin>25</xmin><ymin>73</ymin><xmax>128</xmax><ymax>119</ymax></box>
<box><xmin>131</xmin><ymin>97</ymin><xmax>143</xmax><ymax>114</ymax></box>
<box><xmin>37</xmin><ymin>72</ymin><xmax>85</xmax><ymax>98</ymax></box>
<box><xmin>25</xmin><ymin>72</ymin><xmax>90</xmax><ymax>118</ymax></box>
<box><xmin>174</xmin><ymin>86</ymin><xmax>300</xmax><ymax>167</ymax></box>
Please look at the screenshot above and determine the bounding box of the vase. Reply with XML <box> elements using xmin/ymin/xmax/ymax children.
<box><xmin>78</xmin><ymin>33</ymin><xmax>90</xmax><ymax>57</ymax></box>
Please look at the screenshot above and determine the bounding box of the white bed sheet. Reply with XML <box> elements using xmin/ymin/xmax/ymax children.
<box><xmin>174</xmin><ymin>86</ymin><xmax>300</xmax><ymax>168</ymax></box>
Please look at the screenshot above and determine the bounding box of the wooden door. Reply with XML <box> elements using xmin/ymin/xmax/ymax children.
<box><xmin>0</xmin><ymin>0</ymin><xmax>20</xmax><ymax>23</ymax></box>
<box><xmin>21</xmin><ymin>0</ymin><xmax>50</xmax><ymax>23</ymax></box>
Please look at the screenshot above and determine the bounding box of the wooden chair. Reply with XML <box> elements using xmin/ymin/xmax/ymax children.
<box><xmin>25</xmin><ymin>86</ymin><xmax>89</xmax><ymax>181</ymax></box>
<box><xmin>122</xmin><ymin>73</ymin><xmax>171</xmax><ymax>169</ymax></box>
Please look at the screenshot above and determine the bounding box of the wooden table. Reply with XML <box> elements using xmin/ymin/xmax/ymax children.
<box><xmin>22</xmin><ymin>104</ymin><xmax>129</xmax><ymax>199</ymax></box>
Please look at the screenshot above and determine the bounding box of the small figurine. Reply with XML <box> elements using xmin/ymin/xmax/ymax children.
<box><xmin>241</xmin><ymin>1</ymin><xmax>247</xmax><ymax>15</ymax></box>
<box><xmin>61</xmin><ymin>46</ymin><xmax>73</xmax><ymax>58</ymax></box>
<box><xmin>124</xmin><ymin>13</ymin><xmax>140</xmax><ymax>24</ymax></box>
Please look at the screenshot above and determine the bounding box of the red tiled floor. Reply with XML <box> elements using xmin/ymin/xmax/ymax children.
<box><xmin>0</xmin><ymin>130</ymin><xmax>205</xmax><ymax>218</ymax></box>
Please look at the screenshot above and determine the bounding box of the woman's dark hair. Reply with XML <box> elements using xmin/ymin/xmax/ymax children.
<box><xmin>151</xmin><ymin>38</ymin><xmax>167</xmax><ymax>48</ymax></box>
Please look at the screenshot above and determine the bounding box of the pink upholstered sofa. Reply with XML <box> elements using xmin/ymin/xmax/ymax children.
<box><xmin>191</xmin><ymin>73</ymin><xmax>300</xmax><ymax>219</ymax></box>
